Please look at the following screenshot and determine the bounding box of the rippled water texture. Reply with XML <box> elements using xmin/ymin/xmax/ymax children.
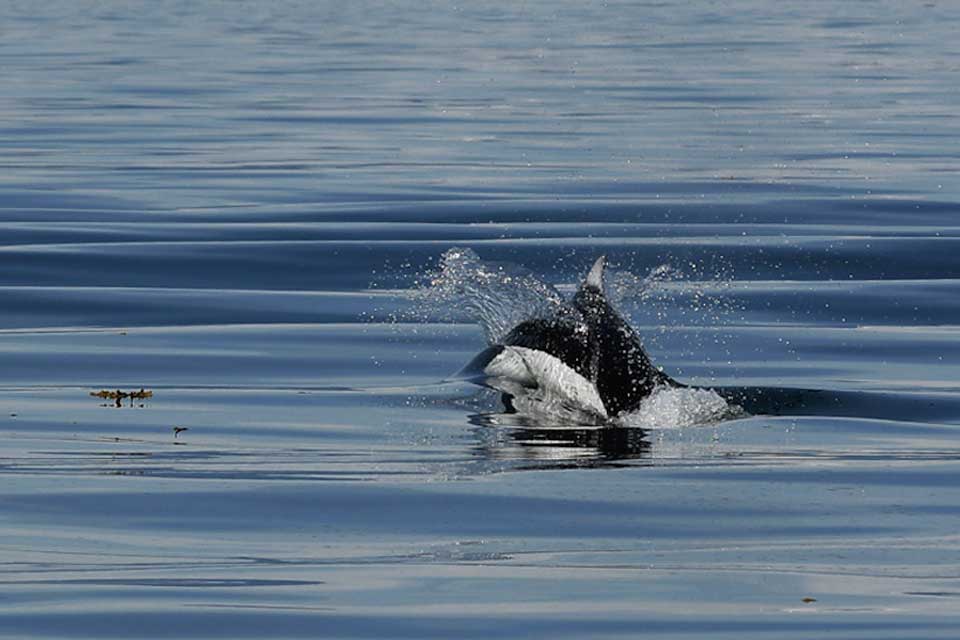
<box><xmin>2</xmin><ymin>2</ymin><xmax>960</xmax><ymax>638</ymax></box>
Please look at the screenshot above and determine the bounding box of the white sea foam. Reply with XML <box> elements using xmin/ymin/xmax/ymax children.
<box><xmin>619</xmin><ymin>386</ymin><xmax>743</xmax><ymax>429</ymax></box>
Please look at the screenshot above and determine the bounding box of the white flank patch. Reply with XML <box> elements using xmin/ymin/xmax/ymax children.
<box><xmin>484</xmin><ymin>346</ymin><xmax>608</xmax><ymax>420</ymax></box>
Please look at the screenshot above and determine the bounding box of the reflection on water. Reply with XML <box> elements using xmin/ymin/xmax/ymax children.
<box><xmin>454</xmin><ymin>381</ymin><xmax>960</xmax><ymax>472</ymax></box>
<box><xmin>468</xmin><ymin>412</ymin><xmax>651</xmax><ymax>468</ymax></box>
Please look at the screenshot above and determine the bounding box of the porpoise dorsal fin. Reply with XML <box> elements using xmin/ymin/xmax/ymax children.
<box><xmin>583</xmin><ymin>255</ymin><xmax>606</xmax><ymax>292</ymax></box>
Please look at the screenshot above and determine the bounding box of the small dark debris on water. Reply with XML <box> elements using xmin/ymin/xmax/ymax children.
<box><xmin>802</xmin><ymin>597</ymin><xmax>817</xmax><ymax>603</ymax></box>
<box><xmin>90</xmin><ymin>388</ymin><xmax>153</xmax><ymax>400</ymax></box>
<box><xmin>90</xmin><ymin>388</ymin><xmax>153</xmax><ymax>407</ymax></box>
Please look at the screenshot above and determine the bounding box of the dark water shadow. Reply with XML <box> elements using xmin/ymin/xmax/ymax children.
<box><xmin>716</xmin><ymin>386</ymin><xmax>960</xmax><ymax>424</ymax></box>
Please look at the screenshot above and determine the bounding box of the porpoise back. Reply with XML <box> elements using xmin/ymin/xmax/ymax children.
<box><xmin>485</xmin><ymin>256</ymin><xmax>676</xmax><ymax>417</ymax></box>
<box><xmin>569</xmin><ymin>257</ymin><xmax>676</xmax><ymax>415</ymax></box>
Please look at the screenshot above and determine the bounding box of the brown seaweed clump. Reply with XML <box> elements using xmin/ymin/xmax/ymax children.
<box><xmin>90</xmin><ymin>388</ymin><xmax>153</xmax><ymax>407</ymax></box>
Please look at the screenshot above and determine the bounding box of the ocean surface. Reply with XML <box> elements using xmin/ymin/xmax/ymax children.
<box><xmin>2</xmin><ymin>1</ymin><xmax>960</xmax><ymax>637</ymax></box>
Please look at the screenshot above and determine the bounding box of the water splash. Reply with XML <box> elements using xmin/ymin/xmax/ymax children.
<box><xmin>607</xmin><ymin>259</ymin><xmax>739</xmax><ymax>328</ymax></box>
<box><xmin>606</xmin><ymin>263</ymin><xmax>683</xmax><ymax>307</ymax></box>
<box><xmin>604</xmin><ymin>257</ymin><xmax>742</xmax><ymax>386</ymax></box>
<box><xmin>619</xmin><ymin>386</ymin><xmax>745</xmax><ymax>429</ymax></box>
<box><xmin>411</xmin><ymin>247</ymin><xmax>567</xmax><ymax>344</ymax></box>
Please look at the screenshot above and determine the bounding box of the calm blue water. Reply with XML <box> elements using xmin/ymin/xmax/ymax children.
<box><xmin>2</xmin><ymin>1</ymin><xmax>960</xmax><ymax>637</ymax></box>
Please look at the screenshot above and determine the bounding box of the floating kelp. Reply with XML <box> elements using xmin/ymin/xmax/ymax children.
<box><xmin>90</xmin><ymin>388</ymin><xmax>153</xmax><ymax>407</ymax></box>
